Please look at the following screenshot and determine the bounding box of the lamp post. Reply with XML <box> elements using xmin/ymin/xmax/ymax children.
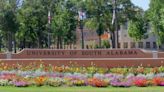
<box><xmin>79</xmin><ymin>20</ymin><xmax>84</xmax><ymax>49</ymax></box>
<box><xmin>78</xmin><ymin>10</ymin><xmax>86</xmax><ymax>49</ymax></box>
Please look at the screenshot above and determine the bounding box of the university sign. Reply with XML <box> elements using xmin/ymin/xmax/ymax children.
<box><xmin>26</xmin><ymin>50</ymin><xmax>138</xmax><ymax>56</ymax></box>
<box><xmin>10</xmin><ymin>49</ymin><xmax>151</xmax><ymax>59</ymax></box>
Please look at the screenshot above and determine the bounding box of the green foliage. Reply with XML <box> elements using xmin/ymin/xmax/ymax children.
<box><xmin>0</xmin><ymin>0</ymin><xmax>19</xmax><ymax>51</ymax></box>
<box><xmin>51</xmin><ymin>0</ymin><xmax>77</xmax><ymax>49</ymax></box>
<box><xmin>0</xmin><ymin>0</ymin><xmax>78</xmax><ymax>49</ymax></box>
<box><xmin>17</xmin><ymin>0</ymin><xmax>50</xmax><ymax>48</ymax></box>
<box><xmin>85</xmin><ymin>0</ymin><xmax>141</xmax><ymax>48</ymax></box>
<box><xmin>160</xmin><ymin>8</ymin><xmax>164</xmax><ymax>28</ymax></box>
<box><xmin>128</xmin><ymin>14</ymin><xmax>147</xmax><ymax>41</ymax></box>
<box><xmin>0</xmin><ymin>0</ymin><xmax>163</xmax><ymax>50</ymax></box>
<box><xmin>102</xmin><ymin>40</ymin><xmax>110</xmax><ymax>48</ymax></box>
<box><xmin>147</xmin><ymin>0</ymin><xmax>164</xmax><ymax>46</ymax></box>
<box><xmin>84</xmin><ymin>0</ymin><xmax>112</xmax><ymax>47</ymax></box>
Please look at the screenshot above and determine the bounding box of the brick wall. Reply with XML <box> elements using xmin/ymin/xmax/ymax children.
<box><xmin>0</xmin><ymin>49</ymin><xmax>163</xmax><ymax>67</ymax></box>
<box><xmin>0</xmin><ymin>53</ymin><xmax>6</xmax><ymax>59</ymax></box>
<box><xmin>0</xmin><ymin>59</ymin><xmax>163</xmax><ymax>68</ymax></box>
<box><xmin>158</xmin><ymin>52</ymin><xmax>164</xmax><ymax>58</ymax></box>
<box><xmin>0</xmin><ymin>49</ymin><xmax>160</xmax><ymax>59</ymax></box>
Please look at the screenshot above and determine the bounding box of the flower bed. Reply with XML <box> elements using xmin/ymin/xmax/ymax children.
<box><xmin>0</xmin><ymin>62</ymin><xmax>164</xmax><ymax>87</ymax></box>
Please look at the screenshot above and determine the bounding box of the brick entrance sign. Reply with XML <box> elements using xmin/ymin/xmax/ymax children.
<box><xmin>11</xmin><ymin>49</ymin><xmax>153</xmax><ymax>59</ymax></box>
<box><xmin>0</xmin><ymin>49</ymin><xmax>164</xmax><ymax>67</ymax></box>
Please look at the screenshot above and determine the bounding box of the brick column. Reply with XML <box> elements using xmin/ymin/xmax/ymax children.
<box><xmin>6</xmin><ymin>52</ymin><xmax>12</xmax><ymax>59</ymax></box>
<box><xmin>152</xmin><ymin>51</ymin><xmax>158</xmax><ymax>58</ymax></box>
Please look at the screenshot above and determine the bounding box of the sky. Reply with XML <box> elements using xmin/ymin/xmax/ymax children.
<box><xmin>131</xmin><ymin>0</ymin><xmax>150</xmax><ymax>11</ymax></box>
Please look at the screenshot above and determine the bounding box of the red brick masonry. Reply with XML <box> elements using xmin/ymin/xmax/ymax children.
<box><xmin>12</xmin><ymin>49</ymin><xmax>153</xmax><ymax>59</ymax></box>
<box><xmin>0</xmin><ymin>49</ymin><xmax>164</xmax><ymax>67</ymax></box>
<box><xmin>159</xmin><ymin>52</ymin><xmax>164</xmax><ymax>58</ymax></box>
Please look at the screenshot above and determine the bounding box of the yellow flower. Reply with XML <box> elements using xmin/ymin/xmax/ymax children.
<box><xmin>4</xmin><ymin>66</ymin><xmax>7</xmax><ymax>70</ymax></box>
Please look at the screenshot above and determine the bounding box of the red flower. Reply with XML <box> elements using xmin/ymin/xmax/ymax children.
<box><xmin>153</xmin><ymin>77</ymin><xmax>162</xmax><ymax>86</ymax></box>
<box><xmin>134</xmin><ymin>79</ymin><xmax>147</xmax><ymax>87</ymax></box>
<box><xmin>88</xmin><ymin>78</ymin><xmax>108</xmax><ymax>87</ymax></box>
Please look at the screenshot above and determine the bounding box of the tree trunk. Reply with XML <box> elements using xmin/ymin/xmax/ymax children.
<box><xmin>13</xmin><ymin>34</ymin><xmax>16</xmax><ymax>53</ymax></box>
<box><xmin>38</xmin><ymin>37</ymin><xmax>42</xmax><ymax>48</ymax></box>
<box><xmin>115</xmin><ymin>30</ymin><xmax>118</xmax><ymax>49</ymax></box>
<box><xmin>38</xmin><ymin>38</ymin><xmax>40</xmax><ymax>48</ymax></box>
<box><xmin>0</xmin><ymin>41</ymin><xmax>1</xmax><ymax>52</ymax></box>
<box><xmin>63</xmin><ymin>42</ymin><xmax>66</xmax><ymax>49</ymax></box>
<box><xmin>28</xmin><ymin>42</ymin><xmax>30</xmax><ymax>48</ymax></box>
<box><xmin>59</xmin><ymin>36</ymin><xmax>63</xmax><ymax>49</ymax></box>
<box><xmin>113</xmin><ymin>0</ymin><xmax>119</xmax><ymax>49</ymax></box>
<box><xmin>99</xmin><ymin>36</ymin><xmax>102</xmax><ymax>48</ymax></box>
<box><xmin>0</xmin><ymin>36</ymin><xmax>1</xmax><ymax>52</ymax></box>
<box><xmin>23</xmin><ymin>38</ymin><xmax>26</xmax><ymax>49</ymax></box>
<box><xmin>57</xmin><ymin>36</ymin><xmax>60</xmax><ymax>49</ymax></box>
<box><xmin>70</xmin><ymin>43</ymin><xmax>72</xmax><ymax>49</ymax></box>
<box><xmin>111</xmin><ymin>31</ymin><xmax>115</xmax><ymax>48</ymax></box>
<box><xmin>8</xmin><ymin>31</ymin><xmax>12</xmax><ymax>52</ymax></box>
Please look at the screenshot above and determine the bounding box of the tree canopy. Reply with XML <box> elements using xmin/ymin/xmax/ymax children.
<box><xmin>147</xmin><ymin>0</ymin><xmax>164</xmax><ymax>47</ymax></box>
<box><xmin>128</xmin><ymin>9</ymin><xmax>148</xmax><ymax>42</ymax></box>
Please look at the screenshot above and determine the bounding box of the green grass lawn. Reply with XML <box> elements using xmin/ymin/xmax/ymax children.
<box><xmin>0</xmin><ymin>86</ymin><xmax>164</xmax><ymax>92</ymax></box>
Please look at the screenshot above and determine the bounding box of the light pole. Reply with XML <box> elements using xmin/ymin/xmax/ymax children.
<box><xmin>78</xmin><ymin>10</ymin><xmax>86</xmax><ymax>49</ymax></box>
<box><xmin>79</xmin><ymin>20</ymin><xmax>84</xmax><ymax>49</ymax></box>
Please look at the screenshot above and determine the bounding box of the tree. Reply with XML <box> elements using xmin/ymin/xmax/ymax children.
<box><xmin>85</xmin><ymin>0</ymin><xmax>109</xmax><ymax>48</ymax></box>
<box><xmin>147</xmin><ymin>0</ymin><xmax>164</xmax><ymax>48</ymax></box>
<box><xmin>85</xmin><ymin>0</ymin><xmax>139</xmax><ymax>48</ymax></box>
<box><xmin>0</xmin><ymin>0</ymin><xmax>20</xmax><ymax>52</ymax></box>
<box><xmin>160</xmin><ymin>8</ymin><xmax>164</xmax><ymax>28</ymax></box>
<box><xmin>52</xmin><ymin>3</ymin><xmax>67</xmax><ymax>49</ymax></box>
<box><xmin>16</xmin><ymin>0</ymin><xmax>77</xmax><ymax>49</ymax></box>
<box><xmin>51</xmin><ymin>0</ymin><xmax>77</xmax><ymax>49</ymax></box>
<box><xmin>17</xmin><ymin>0</ymin><xmax>57</xmax><ymax>48</ymax></box>
<box><xmin>64</xmin><ymin>0</ymin><xmax>77</xmax><ymax>49</ymax></box>
<box><xmin>128</xmin><ymin>10</ymin><xmax>147</xmax><ymax>42</ymax></box>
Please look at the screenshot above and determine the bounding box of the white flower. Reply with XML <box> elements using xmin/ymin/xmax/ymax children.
<box><xmin>126</xmin><ymin>73</ymin><xmax>135</xmax><ymax>79</ymax></box>
<box><xmin>146</xmin><ymin>73</ymin><xmax>155</xmax><ymax>79</ymax></box>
